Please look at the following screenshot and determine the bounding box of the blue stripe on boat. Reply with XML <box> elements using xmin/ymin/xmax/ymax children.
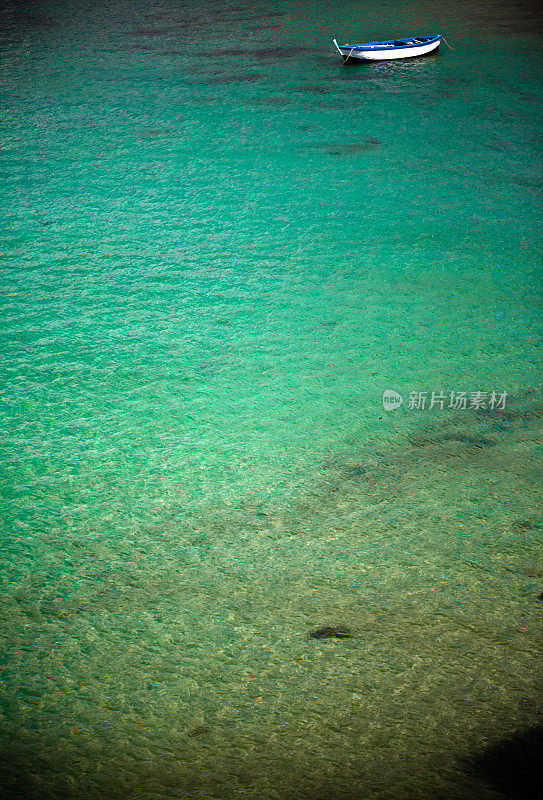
<box><xmin>340</xmin><ymin>34</ymin><xmax>441</xmax><ymax>51</ymax></box>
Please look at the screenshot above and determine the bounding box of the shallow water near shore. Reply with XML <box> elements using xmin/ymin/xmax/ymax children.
<box><xmin>1</xmin><ymin>1</ymin><xmax>542</xmax><ymax>798</ymax></box>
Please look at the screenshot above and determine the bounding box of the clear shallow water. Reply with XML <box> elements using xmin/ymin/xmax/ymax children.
<box><xmin>0</xmin><ymin>1</ymin><xmax>542</xmax><ymax>798</ymax></box>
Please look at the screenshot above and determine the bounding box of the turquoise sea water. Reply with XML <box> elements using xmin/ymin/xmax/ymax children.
<box><xmin>1</xmin><ymin>1</ymin><xmax>542</xmax><ymax>798</ymax></box>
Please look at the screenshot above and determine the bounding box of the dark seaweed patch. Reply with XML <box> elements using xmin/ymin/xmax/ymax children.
<box><xmin>489</xmin><ymin>420</ymin><xmax>513</xmax><ymax>432</ymax></box>
<box><xmin>292</xmin><ymin>84</ymin><xmax>335</xmax><ymax>94</ymax></box>
<box><xmin>0</xmin><ymin>9</ymin><xmax>57</xmax><ymax>32</ymax></box>
<box><xmin>119</xmin><ymin>43</ymin><xmax>154</xmax><ymax>51</ymax></box>
<box><xmin>246</xmin><ymin>24</ymin><xmax>277</xmax><ymax>32</ymax></box>
<box><xmin>129</xmin><ymin>28</ymin><xmax>177</xmax><ymax>37</ymax></box>
<box><xmin>191</xmin><ymin>73</ymin><xmax>261</xmax><ymax>84</ymax></box>
<box><xmin>210</xmin><ymin>45</ymin><xmax>315</xmax><ymax>60</ymax></box>
<box><xmin>485</xmin><ymin>137</ymin><xmax>517</xmax><ymax>152</ymax></box>
<box><xmin>444</xmin><ymin>434</ymin><xmax>497</xmax><ymax>448</ymax></box>
<box><xmin>316</xmin><ymin>101</ymin><xmax>367</xmax><ymax>110</ymax></box>
<box><xmin>249</xmin><ymin>96</ymin><xmax>290</xmax><ymax>105</ymax></box>
<box><xmin>323</xmin><ymin>73</ymin><xmax>379</xmax><ymax>83</ymax></box>
<box><xmin>309</xmin><ymin>626</ymin><xmax>352</xmax><ymax>639</ymax></box>
<box><xmin>311</xmin><ymin>137</ymin><xmax>382</xmax><ymax>156</ymax></box>
<box><xmin>129</xmin><ymin>24</ymin><xmax>193</xmax><ymax>36</ymax></box>
<box><xmin>485</xmin><ymin>402</ymin><xmax>543</xmax><ymax>423</ymax></box>
<box><xmin>228</xmin><ymin>11</ymin><xmax>287</xmax><ymax>22</ymax></box>
<box><xmin>409</xmin><ymin>433</ymin><xmax>496</xmax><ymax>449</ymax></box>
<box><xmin>512</xmin><ymin>89</ymin><xmax>540</xmax><ymax>103</ymax></box>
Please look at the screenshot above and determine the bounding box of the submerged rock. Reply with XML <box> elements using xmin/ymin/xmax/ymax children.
<box><xmin>343</xmin><ymin>464</ymin><xmax>367</xmax><ymax>477</ymax></box>
<box><xmin>309</xmin><ymin>626</ymin><xmax>352</xmax><ymax>639</ymax></box>
<box><xmin>514</xmin><ymin>519</ymin><xmax>541</xmax><ymax>531</ymax></box>
<box><xmin>187</xmin><ymin>725</ymin><xmax>209</xmax><ymax>737</ymax></box>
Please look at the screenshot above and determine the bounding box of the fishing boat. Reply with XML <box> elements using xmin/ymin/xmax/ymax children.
<box><xmin>333</xmin><ymin>35</ymin><xmax>441</xmax><ymax>62</ymax></box>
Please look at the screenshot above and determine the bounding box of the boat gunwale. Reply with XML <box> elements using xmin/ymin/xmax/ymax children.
<box><xmin>338</xmin><ymin>34</ymin><xmax>441</xmax><ymax>52</ymax></box>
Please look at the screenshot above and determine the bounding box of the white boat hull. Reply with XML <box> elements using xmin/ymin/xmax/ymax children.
<box><xmin>337</xmin><ymin>38</ymin><xmax>440</xmax><ymax>61</ymax></box>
